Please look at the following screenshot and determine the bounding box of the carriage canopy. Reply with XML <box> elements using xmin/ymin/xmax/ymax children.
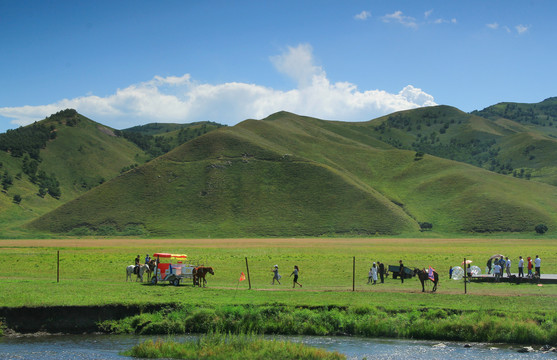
<box><xmin>153</xmin><ymin>253</ymin><xmax>187</xmax><ymax>259</ymax></box>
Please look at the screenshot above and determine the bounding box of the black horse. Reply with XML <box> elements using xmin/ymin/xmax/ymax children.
<box><xmin>413</xmin><ymin>268</ymin><xmax>439</xmax><ymax>292</ymax></box>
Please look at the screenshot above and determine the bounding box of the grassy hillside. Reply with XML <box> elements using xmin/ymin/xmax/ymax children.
<box><xmin>28</xmin><ymin>111</ymin><xmax>557</xmax><ymax>237</ymax></box>
<box><xmin>119</xmin><ymin>121</ymin><xmax>226</xmax><ymax>158</ymax></box>
<box><xmin>0</xmin><ymin>110</ymin><xmax>151</xmax><ymax>237</ymax></box>
<box><xmin>327</xmin><ymin>104</ymin><xmax>557</xmax><ymax>186</ymax></box>
<box><xmin>470</xmin><ymin>97</ymin><xmax>557</xmax><ymax>184</ymax></box>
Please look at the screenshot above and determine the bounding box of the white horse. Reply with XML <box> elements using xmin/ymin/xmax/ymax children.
<box><xmin>126</xmin><ymin>264</ymin><xmax>148</xmax><ymax>282</ymax></box>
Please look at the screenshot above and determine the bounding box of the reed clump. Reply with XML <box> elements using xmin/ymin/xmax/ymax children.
<box><xmin>124</xmin><ymin>332</ymin><xmax>346</xmax><ymax>360</ymax></box>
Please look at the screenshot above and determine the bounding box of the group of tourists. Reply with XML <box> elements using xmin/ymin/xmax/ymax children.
<box><xmin>487</xmin><ymin>255</ymin><xmax>542</xmax><ymax>282</ymax></box>
<box><xmin>367</xmin><ymin>261</ymin><xmax>386</xmax><ymax>285</ymax></box>
<box><xmin>271</xmin><ymin>265</ymin><xmax>302</xmax><ymax>288</ymax></box>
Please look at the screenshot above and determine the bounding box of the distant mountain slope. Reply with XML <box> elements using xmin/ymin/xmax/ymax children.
<box><xmin>28</xmin><ymin>111</ymin><xmax>557</xmax><ymax>237</ymax></box>
<box><xmin>118</xmin><ymin>121</ymin><xmax>226</xmax><ymax>158</ymax></box>
<box><xmin>472</xmin><ymin>97</ymin><xmax>557</xmax><ymax>128</ymax></box>
<box><xmin>328</xmin><ymin>103</ymin><xmax>557</xmax><ymax>186</ymax></box>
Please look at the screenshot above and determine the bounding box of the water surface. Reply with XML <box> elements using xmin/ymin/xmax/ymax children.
<box><xmin>0</xmin><ymin>334</ymin><xmax>554</xmax><ymax>360</ymax></box>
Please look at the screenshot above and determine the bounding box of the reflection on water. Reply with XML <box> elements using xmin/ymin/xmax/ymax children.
<box><xmin>0</xmin><ymin>334</ymin><xmax>554</xmax><ymax>360</ymax></box>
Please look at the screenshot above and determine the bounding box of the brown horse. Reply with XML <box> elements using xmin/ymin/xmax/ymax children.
<box><xmin>413</xmin><ymin>268</ymin><xmax>439</xmax><ymax>292</ymax></box>
<box><xmin>145</xmin><ymin>259</ymin><xmax>156</xmax><ymax>281</ymax></box>
<box><xmin>193</xmin><ymin>266</ymin><xmax>214</xmax><ymax>287</ymax></box>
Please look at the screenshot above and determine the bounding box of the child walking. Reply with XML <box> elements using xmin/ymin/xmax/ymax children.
<box><xmin>290</xmin><ymin>265</ymin><xmax>302</xmax><ymax>288</ymax></box>
<box><xmin>271</xmin><ymin>265</ymin><xmax>281</xmax><ymax>285</ymax></box>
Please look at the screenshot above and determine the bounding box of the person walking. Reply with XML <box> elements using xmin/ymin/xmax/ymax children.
<box><xmin>493</xmin><ymin>263</ymin><xmax>502</xmax><ymax>282</ymax></box>
<box><xmin>271</xmin><ymin>265</ymin><xmax>281</xmax><ymax>285</ymax></box>
<box><xmin>486</xmin><ymin>258</ymin><xmax>492</xmax><ymax>274</ymax></box>
<box><xmin>371</xmin><ymin>262</ymin><xmax>378</xmax><ymax>285</ymax></box>
<box><xmin>466</xmin><ymin>263</ymin><xmax>472</xmax><ymax>282</ymax></box>
<box><xmin>449</xmin><ymin>266</ymin><xmax>453</xmax><ymax>279</ymax></box>
<box><xmin>518</xmin><ymin>256</ymin><xmax>524</xmax><ymax>278</ymax></box>
<box><xmin>534</xmin><ymin>255</ymin><xmax>541</xmax><ymax>278</ymax></box>
<box><xmin>498</xmin><ymin>257</ymin><xmax>505</xmax><ymax>278</ymax></box>
<box><xmin>527</xmin><ymin>257</ymin><xmax>533</xmax><ymax>278</ymax></box>
<box><xmin>505</xmin><ymin>257</ymin><xmax>511</xmax><ymax>277</ymax></box>
<box><xmin>378</xmin><ymin>261</ymin><xmax>385</xmax><ymax>283</ymax></box>
<box><xmin>290</xmin><ymin>265</ymin><xmax>302</xmax><ymax>288</ymax></box>
<box><xmin>367</xmin><ymin>267</ymin><xmax>373</xmax><ymax>284</ymax></box>
<box><xmin>399</xmin><ymin>260</ymin><xmax>405</xmax><ymax>284</ymax></box>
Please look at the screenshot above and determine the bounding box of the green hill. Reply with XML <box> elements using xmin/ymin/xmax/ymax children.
<box><xmin>0</xmin><ymin>110</ymin><xmax>152</xmax><ymax>236</ymax></box>
<box><xmin>330</xmin><ymin>103</ymin><xmax>557</xmax><ymax>186</ymax></box>
<box><xmin>28</xmin><ymin>111</ymin><xmax>557</xmax><ymax>237</ymax></box>
<box><xmin>117</xmin><ymin>121</ymin><xmax>226</xmax><ymax>158</ymax></box>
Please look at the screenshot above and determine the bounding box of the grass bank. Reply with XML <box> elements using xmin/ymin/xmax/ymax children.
<box><xmin>124</xmin><ymin>332</ymin><xmax>345</xmax><ymax>360</ymax></box>
<box><xmin>101</xmin><ymin>304</ymin><xmax>557</xmax><ymax>346</ymax></box>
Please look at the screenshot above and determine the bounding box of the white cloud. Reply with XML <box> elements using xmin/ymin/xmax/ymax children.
<box><xmin>424</xmin><ymin>9</ymin><xmax>433</xmax><ymax>18</ymax></box>
<box><xmin>515</xmin><ymin>24</ymin><xmax>529</xmax><ymax>34</ymax></box>
<box><xmin>487</xmin><ymin>22</ymin><xmax>499</xmax><ymax>29</ymax></box>
<box><xmin>0</xmin><ymin>44</ymin><xmax>436</xmax><ymax>130</ymax></box>
<box><xmin>382</xmin><ymin>11</ymin><xmax>418</xmax><ymax>29</ymax></box>
<box><xmin>354</xmin><ymin>10</ymin><xmax>371</xmax><ymax>20</ymax></box>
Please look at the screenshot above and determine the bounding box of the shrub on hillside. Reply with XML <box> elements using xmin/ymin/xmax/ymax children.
<box><xmin>535</xmin><ymin>224</ymin><xmax>548</xmax><ymax>234</ymax></box>
<box><xmin>419</xmin><ymin>222</ymin><xmax>433</xmax><ymax>231</ymax></box>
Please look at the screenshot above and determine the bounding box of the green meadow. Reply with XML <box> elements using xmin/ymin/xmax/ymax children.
<box><xmin>1</xmin><ymin>237</ymin><xmax>555</xmax><ymax>307</ymax></box>
<box><xmin>0</xmin><ymin>237</ymin><xmax>556</xmax><ymax>344</ymax></box>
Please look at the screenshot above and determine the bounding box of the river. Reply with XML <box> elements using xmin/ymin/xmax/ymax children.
<box><xmin>0</xmin><ymin>334</ymin><xmax>554</xmax><ymax>359</ymax></box>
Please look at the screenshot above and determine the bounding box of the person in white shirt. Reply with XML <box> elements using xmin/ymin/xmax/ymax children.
<box><xmin>534</xmin><ymin>255</ymin><xmax>541</xmax><ymax>277</ymax></box>
<box><xmin>505</xmin><ymin>257</ymin><xmax>511</xmax><ymax>277</ymax></box>
<box><xmin>518</xmin><ymin>256</ymin><xmax>524</xmax><ymax>278</ymax></box>
<box><xmin>493</xmin><ymin>263</ymin><xmax>502</xmax><ymax>282</ymax></box>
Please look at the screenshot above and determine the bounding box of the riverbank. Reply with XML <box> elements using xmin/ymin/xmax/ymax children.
<box><xmin>1</xmin><ymin>303</ymin><xmax>556</xmax><ymax>346</ymax></box>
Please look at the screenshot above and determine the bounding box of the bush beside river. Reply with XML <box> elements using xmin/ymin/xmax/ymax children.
<box><xmin>99</xmin><ymin>305</ymin><xmax>557</xmax><ymax>345</ymax></box>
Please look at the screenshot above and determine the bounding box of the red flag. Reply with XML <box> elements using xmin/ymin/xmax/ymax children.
<box><xmin>239</xmin><ymin>272</ymin><xmax>246</xmax><ymax>281</ymax></box>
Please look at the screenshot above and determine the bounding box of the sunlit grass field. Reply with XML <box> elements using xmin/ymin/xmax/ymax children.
<box><xmin>0</xmin><ymin>237</ymin><xmax>555</xmax><ymax>311</ymax></box>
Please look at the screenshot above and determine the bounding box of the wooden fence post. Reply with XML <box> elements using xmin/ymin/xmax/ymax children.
<box><xmin>245</xmin><ymin>257</ymin><xmax>251</xmax><ymax>290</ymax></box>
<box><xmin>57</xmin><ymin>250</ymin><xmax>60</xmax><ymax>283</ymax></box>
<box><xmin>353</xmin><ymin>256</ymin><xmax>355</xmax><ymax>292</ymax></box>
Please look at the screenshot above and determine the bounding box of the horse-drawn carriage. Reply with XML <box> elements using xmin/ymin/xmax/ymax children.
<box><xmin>388</xmin><ymin>264</ymin><xmax>414</xmax><ymax>279</ymax></box>
<box><xmin>151</xmin><ymin>253</ymin><xmax>196</xmax><ymax>286</ymax></box>
<box><xmin>150</xmin><ymin>253</ymin><xmax>214</xmax><ymax>287</ymax></box>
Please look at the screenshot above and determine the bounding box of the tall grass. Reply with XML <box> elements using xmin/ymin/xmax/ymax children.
<box><xmin>101</xmin><ymin>305</ymin><xmax>557</xmax><ymax>345</ymax></box>
<box><xmin>124</xmin><ymin>332</ymin><xmax>346</xmax><ymax>360</ymax></box>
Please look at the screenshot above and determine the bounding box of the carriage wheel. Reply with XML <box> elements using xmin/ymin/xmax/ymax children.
<box><xmin>151</xmin><ymin>277</ymin><xmax>157</xmax><ymax>285</ymax></box>
<box><xmin>173</xmin><ymin>278</ymin><xmax>180</xmax><ymax>286</ymax></box>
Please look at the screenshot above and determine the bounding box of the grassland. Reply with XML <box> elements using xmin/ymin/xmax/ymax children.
<box><xmin>0</xmin><ymin>237</ymin><xmax>555</xmax><ymax>344</ymax></box>
<box><xmin>0</xmin><ymin>237</ymin><xmax>555</xmax><ymax>307</ymax></box>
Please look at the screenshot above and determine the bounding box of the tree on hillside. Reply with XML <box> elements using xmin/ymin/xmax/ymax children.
<box><xmin>13</xmin><ymin>194</ymin><xmax>22</xmax><ymax>204</ymax></box>
<box><xmin>419</xmin><ymin>222</ymin><xmax>433</xmax><ymax>231</ymax></box>
<box><xmin>2</xmin><ymin>171</ymin><xmax>13</xmax><ymax>191</ymax></box>
<box><xmin>37</xmin><ymin>171</ymin><xmax>61</xmax><ymax>199</ymax></box>
<box><xmin>535</xmin><ymin>224</ymin><xmax>548</xmax><ymax>234</ymax></box>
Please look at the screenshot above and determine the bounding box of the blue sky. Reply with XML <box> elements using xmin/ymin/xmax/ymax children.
<box><xmin>1</xmin><ymin>1</ymin><xmax>555</xmax><ymax>133</ymax></box>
